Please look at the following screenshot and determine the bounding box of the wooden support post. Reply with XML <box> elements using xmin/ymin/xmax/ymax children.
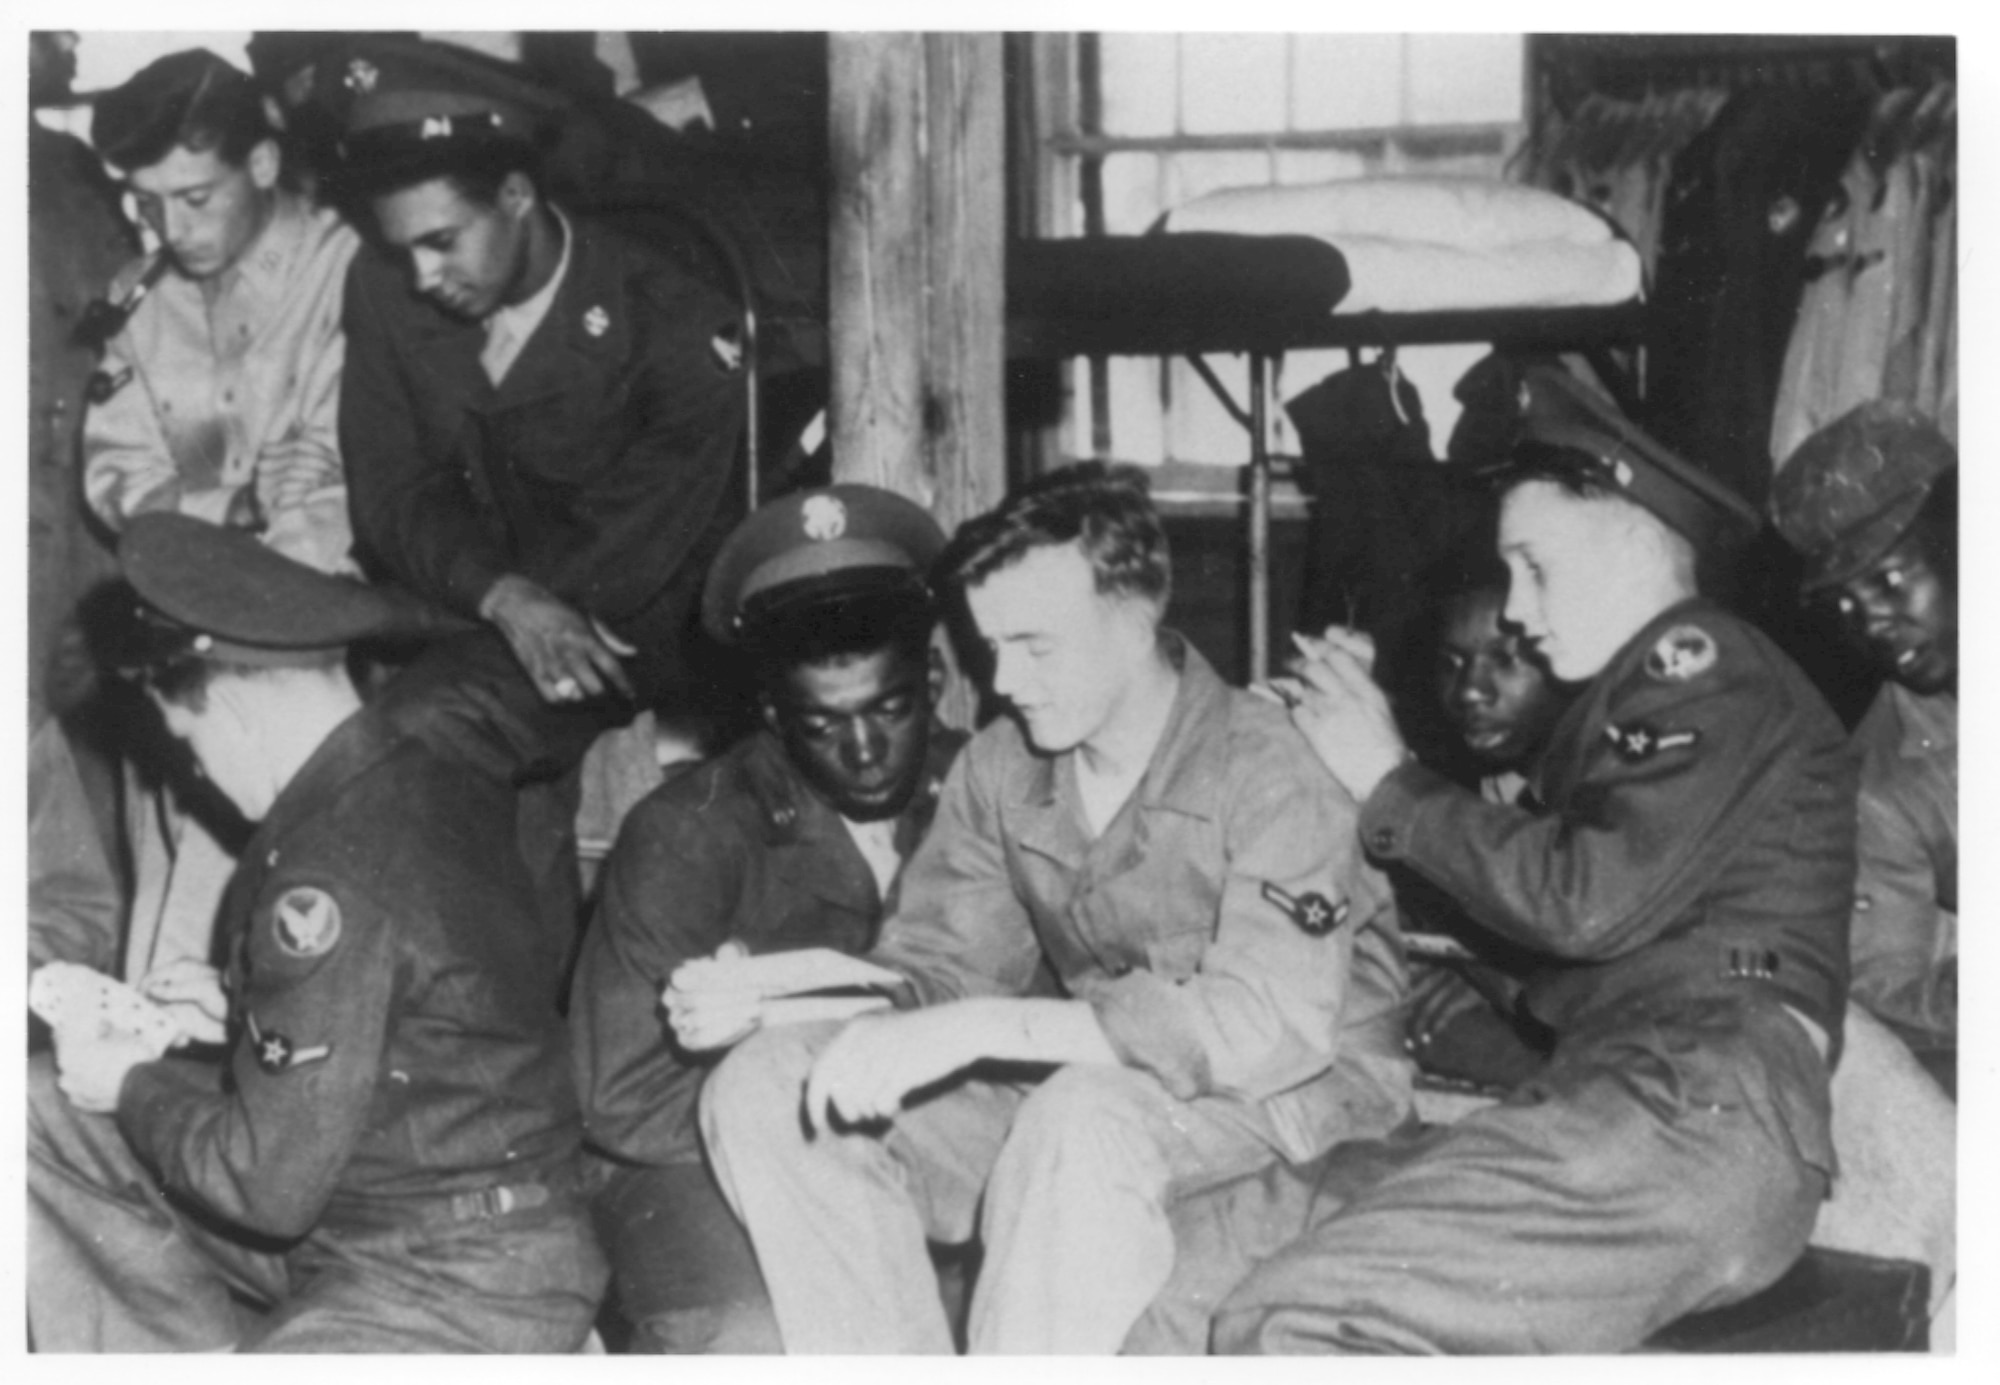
<box><xmin>826</xmin><ymin>32</ymin><xmax>1005</xmax><ymax>527</ymax></box>
<box><xmin>827</xmin><ymin>33</ymin><xmax>1006</xmax><ymax>725</ymax></box>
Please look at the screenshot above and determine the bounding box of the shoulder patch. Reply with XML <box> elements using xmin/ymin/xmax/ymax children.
<box><xmin>1645</xmin><ymin>624</ymin><xmax>1720</xmax><ymax>683</ymax></box>
<box><xmin>272</xmin><ymin>887</ymin><xmax>343</xmax><ymax>959</ymax></box>
<box><xmin>246</xmin><ymin>1011</ymin><xmax>332</xmax><ymax>1075</ymax></box>
<box><xmin>1605</xmin><ymin>721</ymin><xmax>1700</xmax><ymax>763</ymax></box>
<box><xmin>1261</xmin><ymin>881</ymin><xmax>1348</xmax><ymax>937</ymax></box>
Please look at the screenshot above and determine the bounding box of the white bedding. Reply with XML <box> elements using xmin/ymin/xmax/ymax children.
<box><xmin>1165</xmin><ymin>178</ymin><xmax>1644</xmax><ymax>314</ymax></box>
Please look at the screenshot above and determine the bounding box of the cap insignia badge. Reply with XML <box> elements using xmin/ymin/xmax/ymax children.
<box><xmin>344</xmin><ymin>59</ymin><xmax>378</xmax><ymax>94</ymax></box>
<box><xmin>420</xmin><ymin>115</ymin><xmax>452</xmax><ymax>140</ymax></box>
<box><xmin>802</xmin><ymin>494</ymin><xmax>848</xmax><ymax>542</ymax></box>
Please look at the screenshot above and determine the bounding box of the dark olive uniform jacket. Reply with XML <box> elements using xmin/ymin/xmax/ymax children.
<box><xmin>1360</xmin><ymin>597</ymin><xmax>1856</xmax><ymax>1168</ymax></box>
<box><xmin>572</xmin><ymin>726</ymin><xmax>965</xmax><ymax>1168</ymax></box>
<box><xmin>339</xmin><ymin>213</ymin><xmax>745</xmax><ymax>701</ymax></box>
<box><xmin>117</xmin><ymin>707</ymin><xmax>586</xmax><ymax>1238</ymax></box>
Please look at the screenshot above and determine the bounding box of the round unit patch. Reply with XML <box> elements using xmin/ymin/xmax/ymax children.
<box><xmin>1645</xmin><ymin>624</ymin><xmax>1719</xmax><ymax>683</ymax></box>
<box><xmin>273</xmin><ymin>887</ymin><xmax>343</xmax><ymax>958</ymax></box>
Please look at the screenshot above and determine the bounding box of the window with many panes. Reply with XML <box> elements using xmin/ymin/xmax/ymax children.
<box><xmin>1026</xmin><ymin>33</ymin><xmax>1527</xmax><ymax>474</ymax></box>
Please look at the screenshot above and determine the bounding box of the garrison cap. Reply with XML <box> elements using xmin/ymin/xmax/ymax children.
<box><xmin>1513</xmin><ymin>365</ymin><xmax>1762</xmax><ymax>550</ymax></box>
<box><xmin>702</xmin><ymin>486</ymin><xmax>948</xmax><ymax>645</ymax></box>
<box><xmin>1770</xmin><ymin>401</ymin><xmax>1956</xmax><ymax>592</ymax></box>
<box><xmin>115</xmin><ymin>514</ymin><xmax>451</xmax><ymax>672</ymax></box>
<box><xmin>324</xmin><ymin>35</ymin><xmax>567</xmax><ymax>179</ymax></box>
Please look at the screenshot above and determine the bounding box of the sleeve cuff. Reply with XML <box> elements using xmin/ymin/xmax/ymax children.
<box><xmin>177</xmin><ymin>487</ymin><xmax>238</xmax><ymax>526</ymax></box>
<box><xmin>1085</xmin><ymin>975</ymin><xmax>1212</xmax><ymax>1101</ymax></box>
<box><xmin>883</xmin><ymin>975</ymin><xmax>927</xmax><ymax>1012</ymax></box>
<box><xmin>455</xmin><ymin>557</ymin><xmax>511</xmax><ymax>620</ymax></box>
<box><xmin>113</xmin><ymin>1057</ymin><xmax>193</xmax><ymax>1154</ymax></box>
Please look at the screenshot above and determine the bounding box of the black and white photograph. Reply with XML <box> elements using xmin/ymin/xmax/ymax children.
<box><xmin>18</xmin><ymin>9</ymin><xmax>1973</xmax><ymax>1364</ymax></box>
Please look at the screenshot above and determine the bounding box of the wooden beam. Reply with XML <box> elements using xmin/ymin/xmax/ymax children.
<box><xmin>826</xmin><ymin>32</ymin><xmax>1005</xmax><ymax>531</ymax></box>
<box><xmin>827</xmin><ymin>34</ymin><xmax>1005</xmax><ymax>727</ymax></box>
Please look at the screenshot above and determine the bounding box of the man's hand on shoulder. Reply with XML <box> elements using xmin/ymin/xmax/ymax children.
<box><xmin>1265</xmin><ymin>627</ymin><xmax>1411</xmax><ymax>803</ymax></box>
<box><xmin>479</xmin><ymin>574</ymin><xmax>636</xmax><ymax>704</ymax></box>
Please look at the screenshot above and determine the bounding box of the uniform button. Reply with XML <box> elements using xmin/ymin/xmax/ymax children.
<box><xmin>1369</xmin><ymin>827</ymin><xmax>1395</xmax><ymax>854</ymax></box>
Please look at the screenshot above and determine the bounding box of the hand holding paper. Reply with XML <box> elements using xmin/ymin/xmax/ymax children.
<box><xmin>31</xmin><ymin>962</ymin><xmax>190</xmax><ymax>1112</ymax></box>
<box><xmin>664</xmin><ymin>944</ymin><xmax>901</xmax><ymax>1051</ymax></box>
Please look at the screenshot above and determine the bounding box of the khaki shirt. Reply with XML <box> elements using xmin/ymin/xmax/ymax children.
<box><xmin>872</xmin><ymin>637</ymin><xmax>1410</xmax><ymax>1165</ymax></box>
<box><xmin>83</xmin><ymin>193</ymin><xmax>359</xmax><ymax>573</ymax></box>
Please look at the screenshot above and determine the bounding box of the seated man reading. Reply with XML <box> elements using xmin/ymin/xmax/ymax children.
<box><xmin>674</xmin><ymin>463</ymin><xmax>1410</xmax><ymax>1353</ymax></box>
<box><xmin>570</xmin><ymin>485</ymin><xmax>964</xmax><ymax>1352</ymax></box>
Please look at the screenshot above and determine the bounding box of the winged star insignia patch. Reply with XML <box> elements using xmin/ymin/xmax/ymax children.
<box><xmin>273</xmin><ymin>888</ymin><xmax>342</xmax><ymax>959</ymax></box>
<box><xmin>1261</xmin><ymin>881</ymin><xmax>1348</xmax><ymax>937</ymax></box>
<box><xmin>1605</xmin><ymin>721</ymin><xmax>1700</xmax><ymax>763</ymax></box>
<box><xmin>245</xmin><ymin>1012</ymin><xmax>331</xmax><ymax>1075</ymax></box>
<box><xmin>1645</xmin><ymin>624</ymin><xmax>1719</xmax><ymax>683</ymax></box>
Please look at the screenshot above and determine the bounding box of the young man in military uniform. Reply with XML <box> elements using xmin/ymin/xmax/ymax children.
<box><xmin>1396</xmin><ymin>548</ymin><xmax>1575</xmax><ymax>1089</ymax></box>
<box><xmin>1220</xmin><ymin>372</ymin><xmax>1855</xmax><ymax>1353</ymax></box>
<box><xmin>85</xmin><ymin>48</ymin><xmax>359</xmax><ymax>574</ymax></box>
<box><xmin>27</xmin><ymin>515</ymin><xmax>605</xmax><ymax>1352</ymax></box>
<box><xmin>677</xmin><ymin>464</ymin><xmax>1411</xmax><ymax>1353</ymax></box>
<box><xmin>571</xmin><ymin>485</ymin><xmax>965</xmax><ymax>1353</ymax></box>
<box><xmin>82</xmin><ymin>49</ymin><xmax>364</xmax><ymax>990</ymax></box>
<box><xmin>322</xmin><ymin>36</ymin><xmax>747</xmax><ymax>950</ymax></box>
<box><xmin>1772</xmin><ymin>402</ymin><xmax>1957</xmax><ymax>1063</ymax></box>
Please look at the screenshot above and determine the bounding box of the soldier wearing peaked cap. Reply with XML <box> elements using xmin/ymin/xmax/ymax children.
<box><xmin>569</xmin><ymin>486</ymin><xmax>964</xmax><ymax>1352</ymax></box>
<box><xmin>1773</xmin><ymin>402</ymin><xmax>1957</xmax><ymax>1058</ymax></box>
<box><xmin>682</xmin><ymin>465</ymin><xmax>1410</xmax><ymax>1353</ymax></box>
<box><xmin>700</xmin><ymin>483</ymin><xmax>950</xmax><ymax>645</ymax></box>
<box><xmin>321</xmin><ymin>36</ymin><xmax>748</xmax><ymax>955</ymax></box>
<box><xmin>1514</xmin><ymin>363</ymin><xmax>1765</xmax><ymax>552</ymax></box>
<box><xmin>28</xmin><ymin>515</ymin><xmax>607</xmax><ymax>1352</ymax></box>
<box><xmin>1201</xmin><ymin>404</ymin><xmax>1856</xmax><ymax>1353</ymax></box>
